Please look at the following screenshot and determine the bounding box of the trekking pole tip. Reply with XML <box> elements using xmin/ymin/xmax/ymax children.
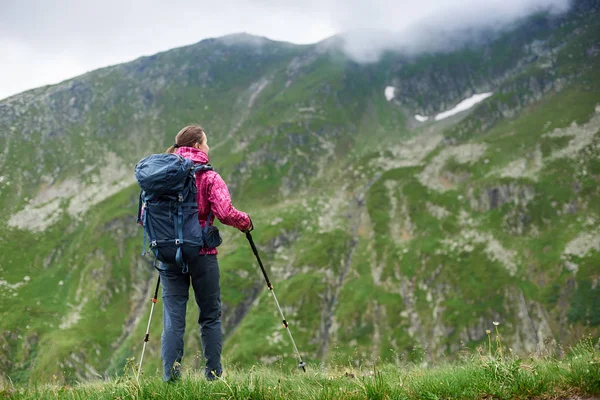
<box><xmin>298</xmin><ymin>361</ymin><xmax>307</xmax><ymax>371</ymax></box>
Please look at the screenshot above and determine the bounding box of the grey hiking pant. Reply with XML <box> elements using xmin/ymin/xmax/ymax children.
<box><xmin>158</xmin><ymin>255</ymin><xmax>222</xmax><ymax>381</ymax></box>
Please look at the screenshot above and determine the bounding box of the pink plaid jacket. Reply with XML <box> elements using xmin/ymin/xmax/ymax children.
<box><xmin>175</xmin><ymin>146</ymin><xmax>251</xmax><ymax>255</ymax></box>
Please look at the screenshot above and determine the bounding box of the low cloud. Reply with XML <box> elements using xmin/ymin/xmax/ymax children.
<box><xmin>334</xmin><ymin>0</ymin><xmax>572</xmax><ymax>62</ymax></box>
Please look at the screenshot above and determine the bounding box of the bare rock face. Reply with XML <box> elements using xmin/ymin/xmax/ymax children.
<box><xmin>469</xmin><ymin>183</ymin><xmax>536</xmax><ymax>212</ymax></box>
<box><xmin>418</xmin><ymin>143</ymin><xmax>487</xmax><ymax>193</ymax></box>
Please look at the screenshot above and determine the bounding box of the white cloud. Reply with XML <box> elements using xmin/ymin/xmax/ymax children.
<box><xmin>337</xmin><ymin>0</ymin><xmax>571</xmax><ymax>62</ymax></box>
<box><xmin>1</xmin><ymin>38</ymin><xmax>87</xmax><ymax>99</ymax></box>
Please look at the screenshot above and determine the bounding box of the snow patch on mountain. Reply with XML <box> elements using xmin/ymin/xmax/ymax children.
<box><xmin>435</xmin><ymin>92</ymin><xmax>493</xmax><ymax>121</ymax></box>
<box><xmin>415</xmin><ymin>114</ymin><xmax>429</xmax><ymax>122</ymax></box>
<box><xmin>385</xmin><ymin>86</ymin><xmax>395</xmax><ymax>101</ymax></box>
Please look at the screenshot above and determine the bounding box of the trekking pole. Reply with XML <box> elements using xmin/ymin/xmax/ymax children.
<box><xmin>136</xmin><ymin>276</ymin><xmax>161</xmax><ymax>379</ymax></box>
<box><xmin>245</xmin><ymin>231</ymin><xmax>307</xmax><ymax>372</ymax></box>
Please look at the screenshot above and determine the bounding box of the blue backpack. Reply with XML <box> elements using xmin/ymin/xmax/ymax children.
<box><xmin>135</xmin><ymin>153</ymin><xmax>213</xmax><ymax>272</ymax></box>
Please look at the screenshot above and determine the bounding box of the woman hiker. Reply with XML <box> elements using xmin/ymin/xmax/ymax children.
<box><xmin>161</xmin><ymin>125</ymin><xmax>252</xmax><ymax>382</ymax></box>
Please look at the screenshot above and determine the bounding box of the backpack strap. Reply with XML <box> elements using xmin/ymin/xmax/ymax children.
<box><xmin>193</xmin><ymin>163</ymin><xmax>213</xmax><ymax>173</ymax></box>
<box><xmin>142</xmin><ymin>210</ymin><xmax>148</xmax><ymax>256</ymax></box>
<box><xmin>137</xmin><ymin>191</ymin><xmax>143</xmax><ymax>224</ymax></box>
<box><xmin>138</xmin><ymin>191</ymin><xmax>148</xmax><ymax>256</ymax></box>
<box><xmin>144</xmin><ymin>208</ymin><xmax>159</xmax><ymax>258</ymax></box>
<box><xmin>204</xmin><ymin>210</ymin><xmax>213</xmax><ymax>236</ymax></box>
<box><xmin>175</xmin><ymin>201</ymin><xmax>186</xmax><ymax>273</ymax></box>
<box><xmin>195</xmin><ymin>162</ymin><xmax>215</xmax><ymax>249</ymax></box>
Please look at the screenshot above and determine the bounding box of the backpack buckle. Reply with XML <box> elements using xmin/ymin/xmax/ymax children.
<box><xmin>151</xmin><ymin>240</ymin><xmax>157</xmax><ymax>247</ymax></box>
<box><xmin>178</xmin><ymin>194</ymin><xmax>183</xmax><ymax>202</ymax></box>
<box><xmin>175</xmin><ymin>239</ymin><xmax>182</xmax><ymax>245</ymax></box>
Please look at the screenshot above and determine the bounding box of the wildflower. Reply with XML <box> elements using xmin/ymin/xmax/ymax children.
<box><xmin>486</xmin><ymin>330</ymin><xmax>491</xmax><ymax>335</ymax></box>
<box><xmin>493</xmin><ymin>321</ymin><xmax>500</xmax><ymax>326</ymax></box>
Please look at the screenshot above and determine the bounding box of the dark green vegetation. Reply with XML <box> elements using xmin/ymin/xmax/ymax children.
<box><xmin>1</xmin><ymin>0</ymin><xmax>599</xmax><ymax>386</ymax></box>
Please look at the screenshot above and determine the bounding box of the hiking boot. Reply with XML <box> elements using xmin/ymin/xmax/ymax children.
<box><xmin>165</xmin><ymin>363</ymin><xmax>182</xmax><ymax>383</ymax></box>
<box><xmin>205</xmin><ymin>369</ymin><xmax>222</xmax><ymax>381</ymax></box>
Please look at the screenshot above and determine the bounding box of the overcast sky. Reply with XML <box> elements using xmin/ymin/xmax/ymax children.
<box><xmin>1</xmin><ymin>0</ymin><xmax>571</xmax><ymax>100</ymax></box>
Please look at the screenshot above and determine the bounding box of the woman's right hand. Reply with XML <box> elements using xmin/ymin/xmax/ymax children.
<box><xmin>242</xmin><ymin>217</ymin><xmax>254</xmax><ymax>233</ymax></box>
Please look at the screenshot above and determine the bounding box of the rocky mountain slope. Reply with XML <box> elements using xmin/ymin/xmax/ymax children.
<box><xmin>0</xmin><ymin>0</ymin><xmax>598</xmax><ymax>383</ymax></box>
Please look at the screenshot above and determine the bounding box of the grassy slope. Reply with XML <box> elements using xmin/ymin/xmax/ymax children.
<box><xmin>3</xmin><ymin>339</ymin><xmax>599</xmax><ymax>400</ymax></box>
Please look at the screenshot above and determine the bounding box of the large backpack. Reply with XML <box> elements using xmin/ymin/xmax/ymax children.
<box><xmin>135</xmin><ymin>153</ymin><xmax>213</xmax><ymax>272</ymax></box>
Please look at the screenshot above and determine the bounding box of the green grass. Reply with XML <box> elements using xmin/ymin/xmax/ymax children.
<box><xmin>3</xmin><ymin>339</ymin><xmax>599</xmax><ymax>399</ymax></box>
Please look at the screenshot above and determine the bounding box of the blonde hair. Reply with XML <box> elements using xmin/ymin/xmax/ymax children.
<box><xmin>166</xmin><ymin>125</ymin><xmax>205</xmax><ymax>153</ymax></box>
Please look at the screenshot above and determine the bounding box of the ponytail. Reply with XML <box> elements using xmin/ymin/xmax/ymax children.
<box><xmin>166</xmin><ymin>125</ymin><xmax>204</xmax><ymax>154</ymax></box>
